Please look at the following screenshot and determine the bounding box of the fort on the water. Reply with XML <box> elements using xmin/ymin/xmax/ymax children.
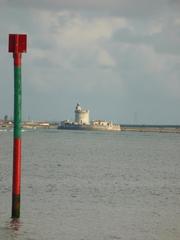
<box><xmin>58</xmin><ymin>103</ymin><xmax>121</xmax><ymax>131</ymax></box>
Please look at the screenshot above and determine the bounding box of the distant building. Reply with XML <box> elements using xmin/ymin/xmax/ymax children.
<box><xmin>58</xmin><ymin>103</ymin><xmax>121</xmax><ymax>131</ymax></box>
<box><xmin>74</xmin><ymin>103</ymin><xmax>90</xmax><ymax>124</ymax></box>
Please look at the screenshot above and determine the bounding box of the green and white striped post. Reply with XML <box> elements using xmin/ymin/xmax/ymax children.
<box><xmin>9</xmin><ymin>34</ymin><xmax>27</xmax><ymax>218</ymax></box>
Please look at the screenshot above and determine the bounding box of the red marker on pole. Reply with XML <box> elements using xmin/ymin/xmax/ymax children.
<box><xmin>9</xmin><ymin>34</ymin><xmax>27</xmax><ymax>218</ymax></box>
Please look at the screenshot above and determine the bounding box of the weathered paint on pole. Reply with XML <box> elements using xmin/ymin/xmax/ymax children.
<box><xmin>12</xmin><ymin>53</ymin><xmax>22</xmax><ymax>218</ymax></box>
<box><xmin>9</xmin><ymin>34</ymin><xmax>27</xmax><ymax>218</ymax></box>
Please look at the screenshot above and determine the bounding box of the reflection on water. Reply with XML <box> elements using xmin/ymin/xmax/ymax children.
<box><xmin>0</xmin><ymin>130</ymin><xmax>180</xmax><ymax>240</ymax></box>
<box><xmin>0</xmin><ymin>219</ymin><xmax>21</xmax><ymax>240</ymax></box>
<box><xmin>9</xmin><ymin>219</ymin><xmax>22</xmax><ymax>231</ymax></box>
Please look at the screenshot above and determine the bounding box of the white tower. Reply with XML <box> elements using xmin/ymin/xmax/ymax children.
<box><xmin>74</xmin><ymin>103</ymin><xmax>89</xmax><ymax>125</ymax></box>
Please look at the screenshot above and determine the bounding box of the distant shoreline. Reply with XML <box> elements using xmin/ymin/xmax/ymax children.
<box><xmin>121</xmin><ymin>124</ymin><xmax>180</xmax><ymax>133</ymax></box>
<box><xmin>1</xmin><ymin>122</ymin><xmax>180</xmax><ymax>133</ymax></box>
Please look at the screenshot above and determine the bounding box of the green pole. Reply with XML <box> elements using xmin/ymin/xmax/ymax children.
<box><xmin>9</xmin><ymin>34</ymin><xmax>27</xmax><ymax>219</ymax></box>
<box><xmin>12</xmin><ymin>53</ymin><xmax>22</xmax><ymax>218</ymax></box>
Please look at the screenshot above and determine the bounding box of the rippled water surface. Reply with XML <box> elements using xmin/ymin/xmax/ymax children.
<box><xmin>0</xmin><ymin>130</ymin><xmax>180</xmax><ymax>240</ymax></box>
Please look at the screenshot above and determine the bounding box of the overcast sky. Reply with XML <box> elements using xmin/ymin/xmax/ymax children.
<box><xmin>0</xmin><ymin>0</ymin><xmax>180</xmax><ymax>124</ymax></box>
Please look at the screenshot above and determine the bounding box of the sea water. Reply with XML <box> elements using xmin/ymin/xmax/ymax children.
<box><xmin>0</xmin><ymin>129</ymin><xmax>180</xmax><ymax>240</ymax></box>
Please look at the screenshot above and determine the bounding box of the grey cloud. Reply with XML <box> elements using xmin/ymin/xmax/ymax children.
<box><xmin>2</xmin><ymin>0</ymin><xmax>174</xmax><ymax>19</ymax></box>
<box><xmin>112</xmin><ymin>19</ymin><xmax>180</xmax><ymax>55</ymax></box>
<box><xmin>168</xmin><ymin>0</ymin><xmax>180</xmax><ymax>5</ymax></box>
<box><xmin>1</xmin><ymin>1</ymin><xmax>180</xmax><ymax>123</ymax></box>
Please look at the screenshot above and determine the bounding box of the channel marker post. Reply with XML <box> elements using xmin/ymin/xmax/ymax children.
<box><xmin>9</xmin><ymin>34</ymin><xmax>27</xmax><ymax>218</ymax></box>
